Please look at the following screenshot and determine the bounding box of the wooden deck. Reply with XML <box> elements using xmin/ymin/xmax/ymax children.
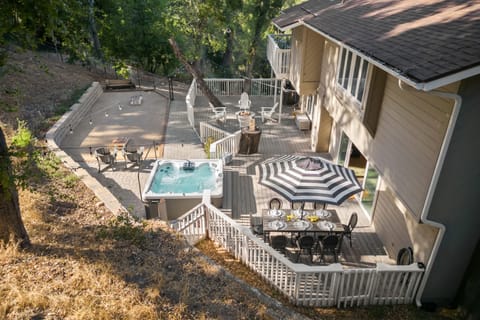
<box><xmin>194</xmin><ymin>95</ymin><xmax>395</xmax><ymax>268</ymax></box>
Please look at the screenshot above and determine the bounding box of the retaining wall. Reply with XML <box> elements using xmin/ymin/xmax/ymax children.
<box><xmin>45</xmin><ymin>82</ymin><xmax>126</xmax><ymax>216</ymax></box>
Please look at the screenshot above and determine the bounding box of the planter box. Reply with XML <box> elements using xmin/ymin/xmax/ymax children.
<box><xmin>295</xmin><ymin>113</ymin><xmax>311</xmax><ymax>131</ymax></box>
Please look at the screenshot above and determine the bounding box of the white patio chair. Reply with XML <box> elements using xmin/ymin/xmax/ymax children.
<box><xmin>209</xmin><ymin>102</ymin><xmax>227</xmax><ymax>122</ymax></box>
<box><xmin>261</xmin><ymin>102</ymin><xmax>279</xmax><ymax>123</ymax></box>
<box><xmin>238</xmin><ymin>92</ymin><xmax>251</xmax><ymax>112</ymax></box>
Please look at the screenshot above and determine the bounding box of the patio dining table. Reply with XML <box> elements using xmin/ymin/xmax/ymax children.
<box><xmin>262</xmin><ymin>208</ymin><xmax>344</xmax><ymax>243</ymax></box>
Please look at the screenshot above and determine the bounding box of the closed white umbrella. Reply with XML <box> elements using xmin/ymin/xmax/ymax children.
<box><xmin>258</xmin><ymin>155</ymin><xmax>362</xmax><ymax>205</ymax></box>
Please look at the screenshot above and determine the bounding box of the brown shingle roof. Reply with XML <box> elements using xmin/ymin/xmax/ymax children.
<box><xmin>273</xmin><ymin>0</ymin><xmax>480</xmax><ymax>86</ymax></box>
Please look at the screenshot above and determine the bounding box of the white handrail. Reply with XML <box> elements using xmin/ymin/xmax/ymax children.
<box><xmin>171</xmin><ymin>203</ymin><xmax>425</xmax><ymax>307</ymax></box>
<box><xmin>197</xmin><ymin>78</ymin><xmax>281</xmax><ymax>97</ymax></box>
<box><xmin>199</xmin><ymin>122</ymin><xmax>230</xmax><ymax>144</ymax></box>
<box><xmin>186</xmin><ymin>78</ymin><xmax>197</xmax><ymax>127</ymax></box>
<box><xmin>209</xmin><ymin>130</ymin><xmax>241</xmax><ymax>159</ymax></box>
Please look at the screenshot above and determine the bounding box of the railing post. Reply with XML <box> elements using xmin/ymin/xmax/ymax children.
<box><xmin>168</xmin><ymin>77</ymin><xmax>174</xmax><ymax>100</ymax></box>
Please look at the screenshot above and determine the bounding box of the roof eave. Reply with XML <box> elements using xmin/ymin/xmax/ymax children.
<box><xmin>300</xmin><ymin>21</ymin><xmax>479</xmax><ymax>92</ymax></box>
<box><xmin>421</xmin><ymin>65</ymin><xmax>480</xmax><ymax>91</ymax></box>
<box><xmin>273</xmin><ymin>21</ymin><xmax>302</xmax><ymax>32</ymax></box>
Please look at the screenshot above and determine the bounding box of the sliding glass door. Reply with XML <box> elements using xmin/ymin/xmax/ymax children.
<box><xmin>337</xmin><ymin>132</ymin><xmax>380</xmax><ymax>218</ymax></box>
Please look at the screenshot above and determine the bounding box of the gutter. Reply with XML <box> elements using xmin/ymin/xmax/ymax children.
<box><xmin>398</xmin><ymin>79</ymin><xmax>462</xmax><ymax>307</ymax></box>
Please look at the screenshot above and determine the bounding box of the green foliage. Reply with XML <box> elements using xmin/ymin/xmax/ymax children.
<box><xmin>8</xmin><ymin>120</ymin><xmax>39</xmax><ymax>190</ymax></box>
<box><xmin>204</xmin><ymin>136</ymin><xmax>215</xmax><ymax>158</ymax></box>
<box><xmin>54</xmin><ymin>86</ymin><xmax>89</xmax><ymax>116</ymax></box>
<box><xmin>113</xmin><ymin>60</ymin><xmax>130</xmax><ymax>79</ymax></box>
<box><xmin>63</xmin><ymin>173</ymin><xmax>80</xmax><ymax>189</ymax></box>
<box><xmin>97</xmin><ymin>212</ymin><xmax>147</xmax><ymax>247</ymax></box>
<box><xmin>11</xmin><ymin>120</ymin><xmax>34</xmax><ymax>150</ymax></box>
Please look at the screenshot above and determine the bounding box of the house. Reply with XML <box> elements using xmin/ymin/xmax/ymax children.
<box><xmin>268</xmin><ymin>0</ymin><xmax>480</xmax><ymax>306</ymax></box>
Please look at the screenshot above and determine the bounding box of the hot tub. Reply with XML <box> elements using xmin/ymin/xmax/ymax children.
<box><xmin>142</xmin><ymin>159</ymin><xmax>223</xmax><ymax>220</ymax></box>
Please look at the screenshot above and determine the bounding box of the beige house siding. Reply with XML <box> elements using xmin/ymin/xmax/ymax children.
<box><xmin>374</xmin><ymin>180</ymin><xmax>438</xmax><ymax>264</ymax></box>
<box><xmin>370</xmin><ymin>77</ymin><xmax>457</xmax><ymax>218</ymax></box>
<box><xmin>289</xmin><ymin>26</ymin><xmax>323</xmax><ymax>95</ymax></box>
<box><xmin>290</xmin><ymin>27</ymin><xmax>303</xmax><ymax>91</ymax></box>
<box><xmin>313</xmin><ymin>37</ymin><xmax>456</xmax><ymax>264</ymax></box>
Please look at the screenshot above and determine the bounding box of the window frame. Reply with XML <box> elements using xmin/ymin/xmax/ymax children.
<box><xmin>336</xmin><ymin>47</ymin><xmax>371</xmax><ymax>108</ymax></box>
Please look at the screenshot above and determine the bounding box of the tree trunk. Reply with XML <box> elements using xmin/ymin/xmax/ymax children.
<box><xmin>0</xmin><ymin>127</ymin><xmax>30</xmax><ymax>247</ymax></box>
<box><xmin>168</xmin><ymin>38</ymin><xmax>224</xmax><ymax>109</ymax></box>
<box><xmin>88</xmin><ymin>0</ymin><xmax>103</xmax><ymax>60</ymax></box>
<box><xmin>222</xmin><ymin>28</ymin><xmax>234</xmax><ymax>77</ymax></box>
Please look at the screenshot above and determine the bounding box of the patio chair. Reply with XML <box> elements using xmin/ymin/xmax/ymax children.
<box><xmin>122</xmin><ymin>144</ymin><xmax>144</xmax><ymax>169</ymax></box>
<box><xmin>260</xmin><ymin>102</ymin><xmax>279</xmax><ymax>123</ymax></box>
<box><xmin>94</xmin><ymin>147</ymin><xmax>116</xmax><ymax>172</ymax></box>
<box><xmin>343</xmin><ymin>212</ymin><xmax>358</xmax><ymax>247</ymax></box>
<box><xmin>319</xmin><ymin>234</ymin><xmax>340</xmax><ymax>263</ymax></box>
<box><xmin>291</xmin><ymin>201</ymin><xmax>305</xmax><ymax>210</ymax></box>
<box><xmin>313</xmin><ymin>201</ymin><xmax>327</xmax><ymax>210</ymax></box>
<box><xmin>270</xmin><ymin>235</ymin><xmax>288</xmax><ymax>254</ymax></box>
<box><xmin>249</xmin><ymin>212</ymin><xmax>263</xmax><ymax>236</ymax></box>
<box><xmin>268</xmin><ymin>197</ymin><xmax>283</xmax><ymax>210</ymax></box>
<box><xmin>238</xmin><ymin>92</ymin><xmax>251</xmax><ymax>112</ymax></box>
<box><xmin>209</xmin><ymin>102</ymin><xmax>227</xmax><ymax>122</ymax></box>
<box><xmin>295</xmin><ymin>235</ymin><xmax>315</xmax><ymax>263</ymax></box>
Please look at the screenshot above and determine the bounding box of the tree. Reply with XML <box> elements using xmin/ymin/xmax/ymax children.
<box><xmin>0</xmin><ymin>128</ymin><xmax>30</xmax><ymax>247</ymax></box>
<box><xmin>0</xmin><ymin>0</ymin><xmax>92</xmax><ymax>246</ymax></box>
<box><xmin>169</xmin><ymin>38</ymin><xmax>223</xmax><ymax>108</ymax></box>
<box><xmin>99</xmin><ymin>0</ymin><xmax>175</xmax><ymax>74</ymax></box>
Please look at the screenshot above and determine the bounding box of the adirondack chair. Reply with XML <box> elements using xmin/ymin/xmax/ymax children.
<box><xmin>261</xmin><ymin>102</ymin><xmax>279</xmax><ymax>123</ymax></box>
<box><xmin>238</xmin><ymin>92</ymin><xmax>251</xmax><ymax>112</ymax></box>
<box><xmin>209</xmin><ymin>102</ymin><xmax>227</xmax><ymax>122</ymax></box>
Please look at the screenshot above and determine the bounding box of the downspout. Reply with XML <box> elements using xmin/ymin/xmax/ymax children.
<box><xmin>398</xmin><ymin>79</ymin><xmax>462</xmax><ymax>307</ymax></box>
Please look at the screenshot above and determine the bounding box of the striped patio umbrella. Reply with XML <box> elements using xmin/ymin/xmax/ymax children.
<box><xmin>258</xmin><ymin>155</ymin><xmax>362</xmax><ymax>205</ymax></box>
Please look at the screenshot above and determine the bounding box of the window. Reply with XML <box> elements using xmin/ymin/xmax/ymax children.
<box><xmin>336</xmin><ymin>47</ymin><xmax>369</xmax><ymax>105</ymax></box>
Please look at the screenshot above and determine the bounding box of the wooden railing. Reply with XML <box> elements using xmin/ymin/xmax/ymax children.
<box><xmin>199</xmin><ymin>122</ymin><xmax>230</xmax><ymax>144</ymax></box>
<box><xmin>267</xmin><ymin>34</ymin><xmax>291</xmax><ymax>78</ymax></box>
<box><xmin>171</xmin><ymin>203</ymin><xmax>425</xmax><ymax>307</ymax></box>
<box><xmin>186</xmin><ymin>78</ymin><xmax>197</xmax><ymax>127</ymax></box>
<box><xmin>198</xmin><ymin>78</ymin><xmax>281</xmax><ymax>97</ymax></box>
<box><xmin>209</xmin><ymin>130</ymin><xmax>241</xmax><ymax>159</ymax></box>
<box><xmin>199</xmin><ymin>122</ymin><xmax>240</xmax><ymax>159</ymax></box>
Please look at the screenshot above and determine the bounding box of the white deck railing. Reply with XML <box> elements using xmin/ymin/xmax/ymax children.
<box><xmin>199</xmin><ymin>78</ymin><xmax>281</xmax><ymax>97</ymax></box>
<box><xmin>186</xmin><ymin>78</ymin><xmax>197</xmax><ymax>127</ymax></box>
<box><xmin>199</xmin><ymin>122</ymin><xmax>230</xmax><ymax>144</ymax></box>
<box><xmin>199</xmin><ymin>122</ymin><xmax>241</xmax><ymax>159</ymax></box>
<box><xmin>209</xmin><ymin>130</ymin><xmax>241</xmax><ymax>159</ymax></box>
<box><xmin>267</xmin><ymin>34</ymin><xmax>291</xmax><ymax>78</ymax></box>
<box><xmin>171</xmin><ymin>202</ymin><xmax>425</xmax><ymax>308</ymax></box>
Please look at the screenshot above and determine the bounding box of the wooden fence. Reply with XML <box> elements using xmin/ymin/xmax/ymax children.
<box><xmin>171</xmin><ymin>202</ymin><xmax>425</xmax><ymax>308</ymax></box>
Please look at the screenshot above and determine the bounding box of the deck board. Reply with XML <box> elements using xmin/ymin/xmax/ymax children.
<box><xmin>195</xmin><ymin>95</ymin><xmax>395</xmax><ymax>268</ymax></box>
